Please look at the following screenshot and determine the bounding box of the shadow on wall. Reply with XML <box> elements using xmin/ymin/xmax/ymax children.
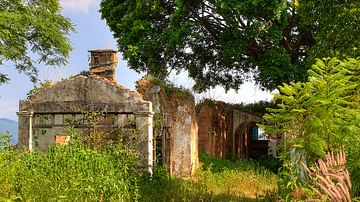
<box><xmin>234</xmin><ymin>121</ymin><xmax>269</xmax><ymax>159</ymax></box>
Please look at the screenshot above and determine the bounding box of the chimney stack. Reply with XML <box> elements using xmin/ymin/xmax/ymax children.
<box><xmin>89</xmin><ymin>49</ymin><xmax>118</xmax><ymax>82</ymax></box>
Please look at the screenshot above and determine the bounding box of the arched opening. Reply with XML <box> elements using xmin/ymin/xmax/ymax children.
<box><xmin>234</xmin><ymin>122</ymin><xmax>269</xmax><ymax>159</ymax></box>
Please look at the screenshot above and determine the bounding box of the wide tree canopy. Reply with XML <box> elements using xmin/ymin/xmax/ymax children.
<box><xmin>100</xmin><ymin>0</ymin><xmax>360</xmax><ymax>91</ymax></box>
<box><xmin>0</xmin><ymin>0</ymin><xmax>74</xmax><ymax>84</ymax></box>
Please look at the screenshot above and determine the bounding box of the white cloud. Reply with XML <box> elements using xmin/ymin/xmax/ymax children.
<box><xmin>60</xmin><ymin>0</ymin><xmax>99</xmax><ymax>13</ymax></box>
<box><xmin>194</xmin><ymin>82</ymin><xmax>274</xmax><ymax>104</ymax></box>
<box><xmin>169</xmin><ymin>71</ymin><xmax>274</xmax><ymax>104</ymax></box>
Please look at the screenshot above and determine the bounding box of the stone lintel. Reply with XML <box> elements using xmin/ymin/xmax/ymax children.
<box><xmin>19</xmin><ymin>101</ymin><xmax>151</xmax><ymax>114</ymax></box>
<box><xmin>134</xmin><ymin>111</ymin><xmax>155</xmax><ymax>117</ymax></box>
<box><xmin>16</xmin><ymin>111</ymin><xmax>34</xmax><ymax>117</ymax></box>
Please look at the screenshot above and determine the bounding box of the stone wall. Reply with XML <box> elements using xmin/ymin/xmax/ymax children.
<box><xmin>137</xmin><ymin>77</ymin><xmax>199</xmax><ymax>177</ymax></box>
<box><xmin>196</xmin><ymin>101</ymin><xmax>231</xmax><ymax>159</ymax></box>
<box><xmin>231</xmin><ymin>109</ymin><xmax>264</xmax><ymax>158</ymax></box>
<box><xmin>197</xmin><ymin>101</ymin><xmax>267</xmax><ymax>159</ymax></box>
<box><xmin>18</xmin><ymin>75</ymin><xmax>154</xmax><ymax>173</ymax></box>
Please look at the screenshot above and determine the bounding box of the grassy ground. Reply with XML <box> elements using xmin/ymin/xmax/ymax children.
<box><xmin>0</xmin><ymin>143</ymin><xmax>279</xmax><ymax>201</ymax></box>
<box><xmin>139</xmin><ymin>154</ymin><xmax>279</xmax><ymax>201</ymax></box>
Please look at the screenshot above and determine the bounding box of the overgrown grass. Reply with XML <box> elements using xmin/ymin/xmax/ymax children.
<box><xmin>0</xmin><ymin>143</ymin><xmax>140</xmax><ymax>201</ymax></box>
<box><xmin>198</xmin><ymin>154</ymin><xmax>279</xmax><ymax>200</ymax></box>
<box><xmin>138</xmin><ymin>154</ymin><xmax>279</xmax><ymax>201</ymax></box>
<box><xmin>0</xmin><ymin>139</ymin><xmax>279</xmax><ymax>201</ymax></box>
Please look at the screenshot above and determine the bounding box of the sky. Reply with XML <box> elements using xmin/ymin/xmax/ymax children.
<box><xmin>0</xmin><ymin>0</ymin><xmax>273</xmax><ymax>121</ymax></box>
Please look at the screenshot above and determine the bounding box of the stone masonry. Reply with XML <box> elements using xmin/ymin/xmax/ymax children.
<box><xmin>17</xmin><ymin>49</ymin><xmax>154</xmax><ymax>173</ymax></box>
<box><xmin>137</xmin><ymin>77</ymin><xmax>199</xmax><ymax>177</ymax></box>
<box><xmin>197</xmin><ymin>101</ymin><xmax>272</xmax><ymax>159</ymax></box>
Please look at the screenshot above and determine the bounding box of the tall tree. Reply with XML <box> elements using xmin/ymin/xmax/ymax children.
<box><xmin>100</xmin><ymin>0</ymin><xmax>360</xmax><ymax>91</ymax></box>
<box><xmin>0</xmin><ymin>0</ymin><xmax>74</xmax><ymax>84</ymax></box>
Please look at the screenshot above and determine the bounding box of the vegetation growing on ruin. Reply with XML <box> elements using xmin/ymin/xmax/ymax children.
<box><xmin>232</xmin><ymin>101</ymin><xmax>277</xmax><ymax>115</ymax></box>
<box><xmin>2</xmin><ymin>0</ymin><xmax>360</xmax><ymax>200</ymax></box>
<box><xmin>69</xmin><ymin>70</ymin><xmax>91</xmax><ymax>79</ymax></box>
<box><xmin>26</xmin><ymin>80</ymin><xmax>53</xmax><ymax>98</ymax></box>
<box><xmin>137</xmin><ymin>75</ymin><xmax>193</xmax><ymax>101</ymax></box>
<box><xmin>0</xmin><ymin>128</ymin><xmax>279</xmax><ymax>201</ymax></box>
<box><xmin>196</xmin><ymin>98</ymin><xmax>276</xmax><ymax>115</ymax></box>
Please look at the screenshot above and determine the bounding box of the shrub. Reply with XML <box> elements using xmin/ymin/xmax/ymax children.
<box><xmin>256</xmin><ymin>155</ymin><xmax>282</xmax><ymax>174</ymax></box>
<box><xmin>263</xmin><ymin>57</ymin><xmax>360</xmax><ymax>198</ymax></box>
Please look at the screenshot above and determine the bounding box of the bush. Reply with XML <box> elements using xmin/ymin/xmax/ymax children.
<box><xmin>263</xmin><ymin>57</ymin><xmax>360</xmax><ymax>198</ymax></box>
<box><xmin>255</xmin><ymin>155</ymin><xmax>282</xmax><ymax>174</ymax></box>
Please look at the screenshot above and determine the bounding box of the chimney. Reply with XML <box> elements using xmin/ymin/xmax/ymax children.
<box><xmin>89</xmin><ymin>49</ymin><xmax>118</xmax><ymax>82</ymax></box>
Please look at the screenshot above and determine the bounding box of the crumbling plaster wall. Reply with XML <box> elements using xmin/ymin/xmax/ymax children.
<box><xmin>18</xmin><ymin>75</ymin><xmax>154</xmax><ymax>171</ymax></box>
<box><xmin>137</xmin><ymin>77</ymin><xmax>199</xmax><ymax>177</ymax></box>
<box><xmin>232</xmin><ymin>109</ymin><xmax>263</xmax><ymax>136</ymax></box>
<box><xmin>196</xmin><ymin>101</ymin><xmax>230</xmax><ymax>159</ymax></box>
<box><xmin>197</xmin><ymin>101</ymin><xmax>266</xmax><ymax>159</ymax></box>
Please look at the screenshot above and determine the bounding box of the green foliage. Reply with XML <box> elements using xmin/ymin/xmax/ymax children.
<box><xmin>0</xmin><ymin>0</ymin><xmax>74</xmax><ymax>84</ymax></box>
<box><xmin>100</xmin><ymin>0</ymin><xmax>360</xmax><ymax>92</ymax></box>
<box><xmin>138</xmin><ymin>75</ymin><xmax>194</xmax><ymax>100</ymax></box>
<box><xmin>0</xmin><ymin>128</ymin><xmax>140</xmax><ymax>201</ymax></box>
<box><xmin>196</xmin><ymin>99</ymin><xmax>276</xmax><ymax>115</ymax></box>
<box><xmin>26</xmin><ymin>80</ymin><xmax>53</xmax><ymax>98</ymax></box>
<box><xmin>139</xmin><ymin>154</ymin><xmax>279</xmax><ymax>201</ymax></box>
<box><xmin>0</xmin><ymin>139</ymin><xmax>279</xmax><ymax>201</ymax></box>
<box><xmin>255</xmin><ymin>155</ymin><xmax>282</xmax><ymax>174</ymax></box>
<box><xmin>263</xmin><ymin>57</ymin><xmax>360</xmax><ymax>197</ymax></box>
<box><xmin>198</xmin><ymin>154</ymin><xmax>279</xmax><ymax>200</ymax></box>
<box><xmin>299</xmin><ymin>1</ymin><xmax>360</xmax><ymax>64</ymax></box>
<box><xmin>138</xmin><ymin>168</ymin><xmax>211</xmax><ymax>202</ymax></box>
<box><xmin>0</xmin><ymin>131</ymin><xmax>11</xmax><ymax>148</ymax></box>
<box><xmin>232</xmin><ymin>101</ymin><xmax>277</xmax><ymax>115</ymax></box>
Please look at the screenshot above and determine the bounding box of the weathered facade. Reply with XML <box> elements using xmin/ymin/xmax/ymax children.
<box><xmin>17</xmin><ymin>49</ymin><xmax>154</xmax><ymax>172</ymax></box>
<box><xmin>17</xmin><ymin>49</ymin><xmax>200</xmax><ymax>176</ymax></box>
<box><xmin>137</xmin><ymin>77</ymin><xmax>199</xmax><ymax>177</ymax></box>
<box><xmin>197</xmin><ymin>101</ymin><xmax>275</xmax><ymax>159</ymax></box>
<box><xmin>17</xmin><ymin>49</ymin><xmax>276</xmax><ymax>176</ymax></box>
<box><xmin>196</xmin><ymin>101</ymin><xmax>229</xmax><ymax>159</ymax></box>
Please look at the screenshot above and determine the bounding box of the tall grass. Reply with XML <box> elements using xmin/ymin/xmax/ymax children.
<box><xmin>0</xmin><ymin>143</ymin><xmax>140</xmax><ymax>201</ymax></box>
<box><xmin>198</xmin><ymin>154</ymin><xmax>279</xmax><ymax>199</ymax></box>
<box><xmin>0</xmin><ymin>131</ymin><xmax>279</xmax><ymax>201</ymax></box>
<box><xmin>138</xmin><ymin>154</ymin><xmax>279</xmax><ymax>201</ymax></box>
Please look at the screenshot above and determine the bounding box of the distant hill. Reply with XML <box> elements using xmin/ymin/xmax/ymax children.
<box><xmin>0</xmin><ymin>118</ymin><xmax>18</xmax><ymax>145</ymax></box>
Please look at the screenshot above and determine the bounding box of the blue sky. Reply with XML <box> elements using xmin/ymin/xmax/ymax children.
<box><xmin>0</xmin><ymin>0</ymin><xmax>272</xmax><ymax>121</ymax></box>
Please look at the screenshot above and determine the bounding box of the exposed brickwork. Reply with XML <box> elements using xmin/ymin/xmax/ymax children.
<box><xmin>137</xmin><ymin>77</ymin><xmax>199</xmax><ymax>177</ymax></box>
<box><xmin>196</xmin><ymin>101</ymin><xmax>267</xmax><ymax>159</ymax></box>
<box><xmin>196</xmin><ymin>101</ymin><xmax>229</xmax><ymax>159</ymax></box>
<box><xmin>89</xmin><ymin>49</ymin><xmax>118</xmax><ymax>82</ymax></box>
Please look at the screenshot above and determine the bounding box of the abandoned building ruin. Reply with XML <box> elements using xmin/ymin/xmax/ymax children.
<box><xmin>17</xmin><ymin>49</ymin><xmax>154</xmax><ymax>173</ymax></box>
<box><xmin>197</xmin><ymin>101</ymin><xmax>276</xmax><ymax>159</ymax></box>
<box><xmin>137</xmin><ymin>77</ymin><xmax>199</xmax><ymax>176</ymax></box>
<box><xmin>17</xmin><ymin>49</ymin><xmax>276</xmax><ymax>177</ymax></box>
